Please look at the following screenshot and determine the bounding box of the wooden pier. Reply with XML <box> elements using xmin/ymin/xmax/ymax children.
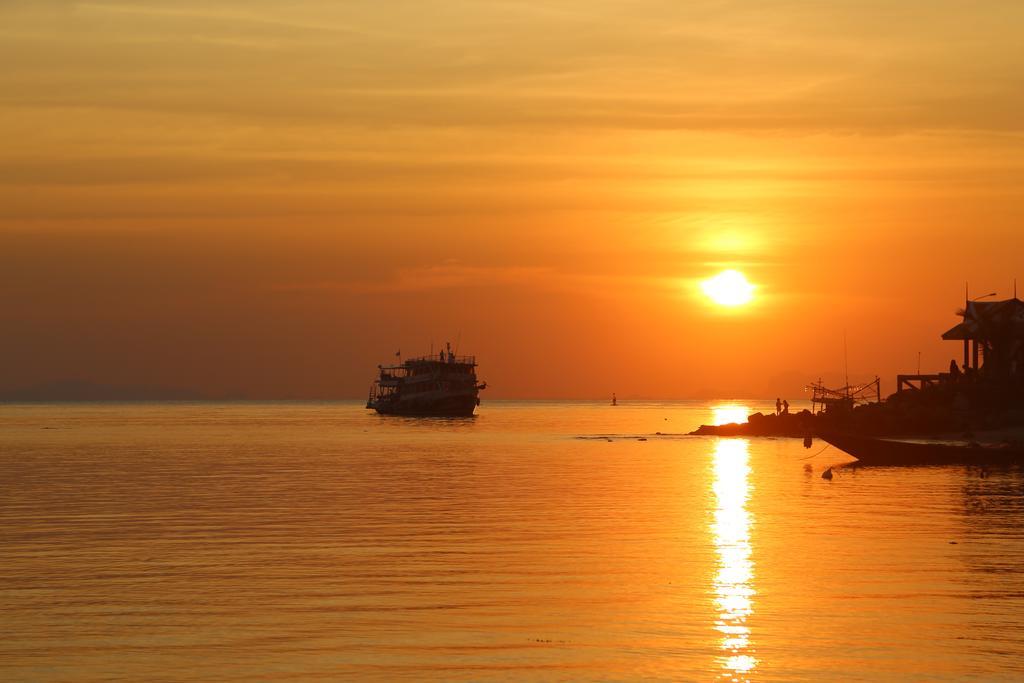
<box><xmin>896</xmin><ymin>373</ymin><xmax>947</xmax><ymax>393</ymax></box>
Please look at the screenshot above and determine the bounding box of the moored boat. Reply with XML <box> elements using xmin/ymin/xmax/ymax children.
<box><xmin>366</xmin><ymin>343</ymin><xmax>486</xmax><ymax>417</ymax></box>
<box><xmin>821</xmin><ymin>432</ymin><xmax>1024</xmax><ymax>466</ymax></box>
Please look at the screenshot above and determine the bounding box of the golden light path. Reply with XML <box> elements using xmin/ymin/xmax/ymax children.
<box><xmin>701</xmin><ymin>270</ymin><xmax>756</xmax><ymax>307</ymax></box>
<box><xmin>711</xmin><ymin>404</ymin><xmax>750</xmax><ymax>427</ymax></box>
<box><xmin>711</xmin><ymin>438</ymin><xmax>757</xmax><ymax>681</ymax></box>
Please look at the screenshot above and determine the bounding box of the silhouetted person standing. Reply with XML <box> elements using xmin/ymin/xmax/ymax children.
<box><xmin>949</xmin><ymin>359</ymin><xmax>961</xmax><ymax>381</ymax></box>
<box><xmin>782</xmin><ymin>399</ymin><xmax>789</xmax><ymax>415</ymax></box>
<box><xmin>776</xmin><ymin>398</ymin><xmax>782</xmax><ymax>415</ymax></box>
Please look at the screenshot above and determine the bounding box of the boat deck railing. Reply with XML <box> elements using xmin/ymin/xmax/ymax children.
<box><xmin>402</xmin><ymin>354</ymin><xmax>476</xmax><ymax>365</ymax></box>
<box><xmin>897</xmin><ymin>373</ymin><xmax>945</xmax><ymax>392</ymax></box>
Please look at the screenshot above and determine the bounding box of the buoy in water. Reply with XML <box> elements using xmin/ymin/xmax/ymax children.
<box><xmin>821</xmin><ymin>467</ymin><xmax>834</xmax><ymax>480</ymax></box>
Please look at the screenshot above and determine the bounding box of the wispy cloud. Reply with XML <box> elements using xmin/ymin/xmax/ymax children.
<box><xmin>274</xmin><ymin>264</ymin><xmax>557</xmax><ymax>294</ymax></box>
<box><xmin>4</xmin><ymin>1</ymin><xmax>1023</xmax><ymax>135</ymax></box>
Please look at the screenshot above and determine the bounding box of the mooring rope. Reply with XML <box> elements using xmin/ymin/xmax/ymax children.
<box><xmin>798</xmin><ymin>442</ymin><xmax>833</xmax><ymax>460</ymax></box>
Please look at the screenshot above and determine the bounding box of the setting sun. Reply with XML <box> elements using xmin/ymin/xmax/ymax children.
<box><xmin>701</xmin><ymin>270</ymin><xmax>756</xmax><ymax>307</ymax></box>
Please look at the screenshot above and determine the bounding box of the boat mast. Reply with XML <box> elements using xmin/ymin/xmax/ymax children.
<box><xmin>844</xmin><ymin>330</ymin><xmax>850</xmax><ymax>402</ymax></box>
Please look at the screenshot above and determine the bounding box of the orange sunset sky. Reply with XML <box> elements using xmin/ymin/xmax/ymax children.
<box><xmin>2</xmin><ymin>1</ymin><xmax>1023</xmax><ymax>399</ymax></box>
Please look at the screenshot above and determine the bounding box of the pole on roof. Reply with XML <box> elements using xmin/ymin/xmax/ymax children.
<box><xmin>844</xmin><ymin>331</ymin><xmax>850</xmax><ymax>400</ymax></box>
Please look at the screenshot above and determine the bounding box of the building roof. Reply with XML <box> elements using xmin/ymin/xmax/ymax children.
<box><xmin>941</xmin><ymin>298</ymin><xmax>1024</xmax><ymax>341</ymax></box>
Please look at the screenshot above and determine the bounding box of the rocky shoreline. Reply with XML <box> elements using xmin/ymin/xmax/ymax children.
<box><xmin>689</xmin><ymin>410</ymin><xmax>813</xmax><ymax>437</ymax></box>
<box><xmin>689</xmin><ymin>382</ymin><xmax>1024</xmax><ymax>438</ymax></box>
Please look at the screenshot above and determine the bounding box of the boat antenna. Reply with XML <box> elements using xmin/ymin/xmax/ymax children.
<box><xmin>844</xmin><ymin>330</ymin><xmax>850</xmax><ymax>398</ymax></box>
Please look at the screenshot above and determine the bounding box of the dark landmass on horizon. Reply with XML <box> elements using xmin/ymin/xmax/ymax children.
<box><xmin>0</xmin><ymin>379</ymin><xmax>211</xmax><ymax>402</ymax></box>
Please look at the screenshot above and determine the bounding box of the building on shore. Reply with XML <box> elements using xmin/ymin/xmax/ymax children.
<box><xmin>897</xmin><ymin>296</ymin><xmax>1024</xmax><ymax>394</ymax></box>
<box><xmin>941</xmin><ymin>297</ymin><xmax>1024</xmax><ymax>380</ymax></box>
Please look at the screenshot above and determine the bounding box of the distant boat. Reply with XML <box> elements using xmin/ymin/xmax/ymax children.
<box><xmin>366</xmin><ymin>343</ymin><xmax>486</xmax><ymax>417</ymax></box>
<box><xmin>822</xmin><ymin>432</ymin><xmax>1024</xmax><ymax>466</ymax></box>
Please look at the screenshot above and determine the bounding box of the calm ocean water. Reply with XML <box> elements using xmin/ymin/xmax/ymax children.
<box><xmin>3</xmin><ymin>400</ymin><xmax>1024</xmax><ymax>681</ymax></box>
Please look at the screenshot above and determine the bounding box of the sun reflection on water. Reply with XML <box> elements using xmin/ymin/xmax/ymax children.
<box><xmin>711</xmin><ymin>438</ymin><xmax>757</xmax><ymax>681</ymax></box>
<box><xmin>711</xmin><ymin>404</ymin><xmax>751</xmax><ymax>426</ymax></box>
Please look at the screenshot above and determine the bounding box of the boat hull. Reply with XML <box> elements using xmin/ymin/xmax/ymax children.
<box><xmin>821</xmin><ymin>432</ymin><xmax>1024</xmax><ymax>467</ymax></box>
<box><xmin>368</xmin><ymin>393</ymin><xmax>478</xmax><ymax>417</ymax></box>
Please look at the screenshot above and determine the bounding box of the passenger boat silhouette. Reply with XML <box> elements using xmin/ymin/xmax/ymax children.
<box><xmin>366</xmin><ymin>343</ymin><xmax>486</xmax><ymax>417</ymax></box>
